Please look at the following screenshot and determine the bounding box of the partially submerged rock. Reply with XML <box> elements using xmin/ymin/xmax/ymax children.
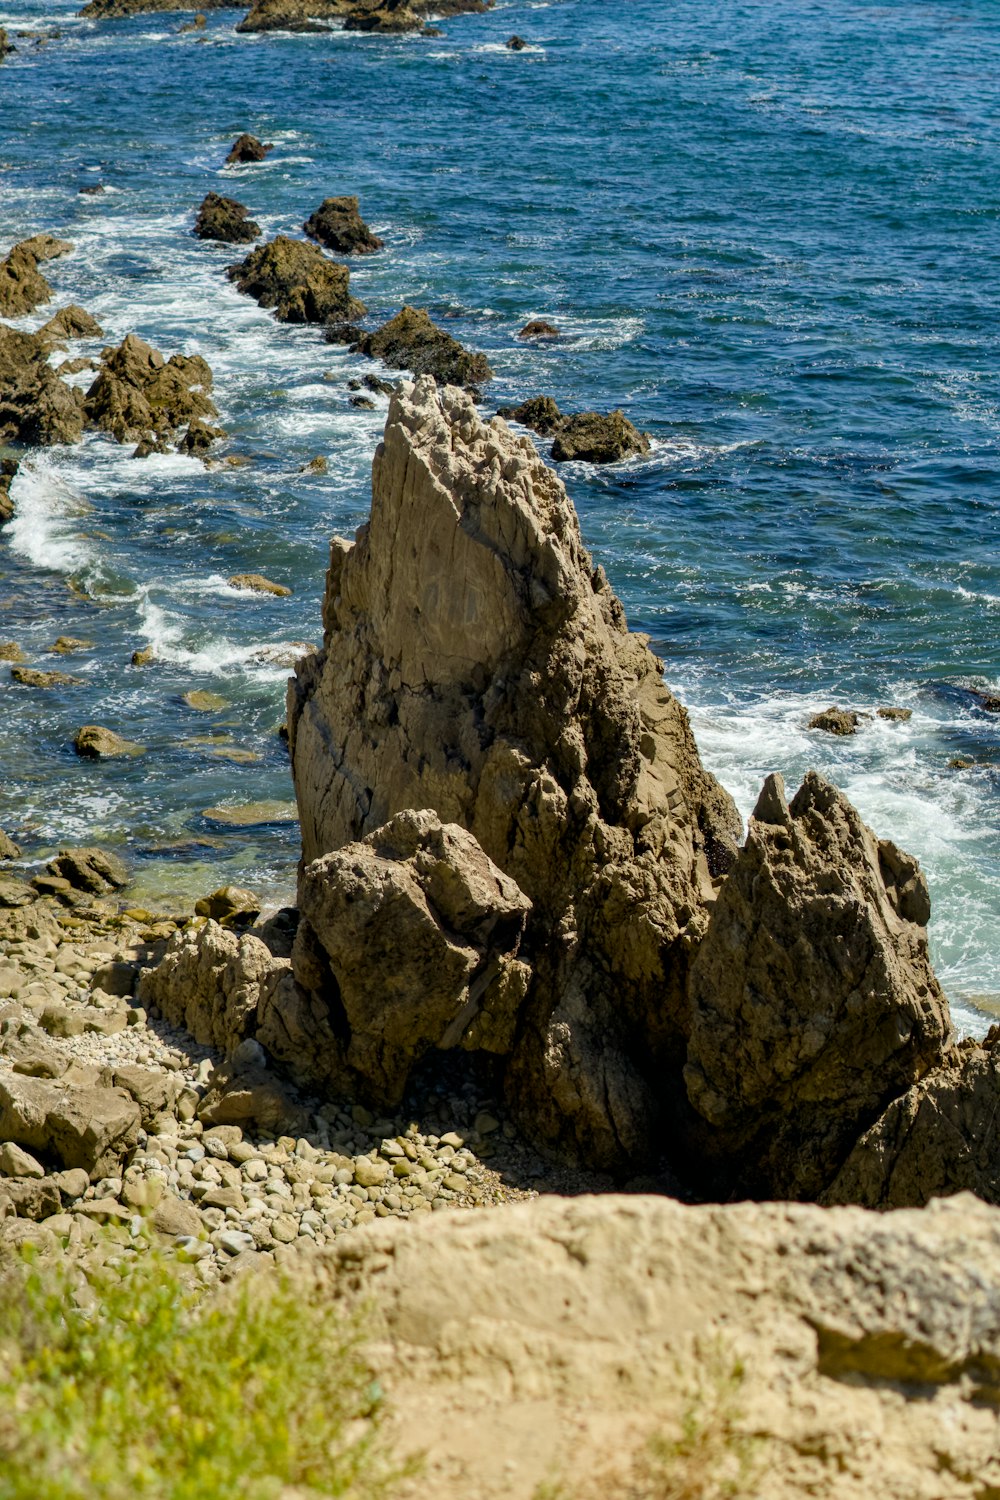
<box><xmin>343</xmin><ymin>0</ymin><xmax>423</xmax><ymax>33</ymax></box>
<box><xmin>235</xmin><ymin>0</ymin><xmax>334</xmax><ymax>31</ymax></box>
<box><xmin>84</xmin><ymin>332</ymin><xmax>220</xmax><ymax>448</ymax></box>
<box><xmin>518</xmin><ymin>318</ymin><xmax>559</xmax><ymax>339</ymax></box>
<box><xmin>228</xmin><ymin>572</ymin><xmax>292</xmax><ymax>596</ymax></box>
<box><xmin>193</xmin><ymin>192</ymin><xmax>260</xmax><ymax>244</ymax></box>
<box><xmin>684</xmin><ymin>772</ymin><xmax>950</xmax><ymax>1198</ymax></box>
<box><xmin>500</xmin><ymin>392</ymin><xmax>650</xmax><ymax>463</ymax></box>
<box><xmin>0</xmin><ymin>829</ymin><xmax>20</xmax><ymax>860</ymax></box>
<box><xmin>288</xmin><ymin>379</ymin><xmax>740</xmax><ymax>1166</ymax></box>
<box><xmin>302</xmin><ymin>196</ymin><xmax>383</xmax><ymax>255</ymax></box>
<box><xmin>0</xmin><ymin>458</ymin><xmax>17</xmax><ymax>522</ymax></box>
<box><xmin>227</xmin><ymin>236</ymin><xmax>366</xmax><ymax>324</ymax></box>
<box><xmin>36</xmin><ymin>303</ymin><xmax>103</xmax><ymax>348</ymax></box>
<box><xmin>809</xmin><ymin>705</ymin><xmax>862</xmax><ymax>735</ymax></box>
<box><xmin>73</xmin><ymin>724</ymin><xmax>146</xmax><ymax>759</ymax></box>
<box><xmin>353</xmin><ymin>306</ymin><xmax>492</xmax><ymax>389</ymax></box>
<box><xmin>0</xmin><ymin>323</ymin><xmax>85</xmax><ymax>446</ymax></box>
<box><xmin>10</xmin><ymin>666</ymin><xmax>81</xmax><ymax>688</ymax></box>
<box><xmin>47</xmin><ymin>846</ymin><xmax>129</xmax><ymax>894</ymax></box>
<box><xmin>224</xmin><ymin>133</ymin><xmax>274</xmax><ymax>165</ymax></box>
<box><xmin>80</xmin><ymin>0</ymin><xmax>228</xmax><ymax>16</ymax></box>
<box><xmin>0</xmin><ymin>235</ymin><xmax>72</xmax><ymax>317</ymax></box>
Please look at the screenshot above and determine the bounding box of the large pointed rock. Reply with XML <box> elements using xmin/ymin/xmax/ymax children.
<box><xmin>683</xmin><ymin>771</ymin><xmax>951</xmax><ymax>1199</ymax></box>
<box><xmin>288</xmin><ymin>377</ymin><xmax>741</xmax><ymax>1167</ymax></box>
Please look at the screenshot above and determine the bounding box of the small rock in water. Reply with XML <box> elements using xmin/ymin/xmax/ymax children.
<box><xmin>506</xmin><ymin>33</ymin><xmax>527</xmax><ymax>49</ymax></box>
<box><xmin>808</xmin><ymin>706</ymin><xmax>862</xmax><ymax>736</ymax></box>
<box><xmin>877</xmin><ymin>707</ymin><xmax>912</xmax><ymax>722</ymax></box>
<box><xmin>225</xmin><ymin>133</ymin><xmax>274</xmax><ymax>165</ymax></box>
<box><xmin>518</xmin><ymin>319</ymin><xmax>559</xmax><ymax>339</ymax></box>
<box><xmin>183</xmin><ymin>689</ymin><xmax>229</xmax><ymax>712</ymax></box>
<box><xmin>228</xmin><ymin>572</ymin><xmax>292</xmax><ymax>596</ymax></box>
<box><xmin>48</xmin><ymin>636</ymin><xmax>93</xmax><ymax>654</ymax></box>
<box><xmin>73</xmin><ymin>725</ymin><xmax>146</xmax><ymax>760</ymax></box>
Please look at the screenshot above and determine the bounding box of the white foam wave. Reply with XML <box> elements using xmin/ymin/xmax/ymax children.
<box><xmin>5</xmin><ymin>461</ymin><xmax>97</xmax><ymax>575</ymax></box>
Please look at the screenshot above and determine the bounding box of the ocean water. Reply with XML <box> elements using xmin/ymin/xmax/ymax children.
<box><xmin>0</xmin><ymin>0</ymin><xmax>997</xmax><ymax>1030</ymax></box>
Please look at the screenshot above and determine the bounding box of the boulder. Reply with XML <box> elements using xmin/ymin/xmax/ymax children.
<box><xmin>506</xmin><ymin>32</ymin><xmax>526</xmax><ymax>49</ymax></box>
<box><xmin>111</xmin><ymin>1065</ymin><xmax>182</xmax><ymax>1125</ymax></box>
<box><xmin>11</xmin><ymin>666</ymin><xmax>81</xmax><ymax>687</ymax></box>
<box><xmin>225</xmin><ymin>132</ymin><xmax>274</xmax><ymax>165</ymax></box>
<box><xmin>228</xmin><ymin>572</ymin><xmax>292</xmax><ymax>595</ymax></box>
<box><xmin>49</xmin><ymin>636</ymin><xmax>93</xmax><ymax>654</ymax></box>
<box><xmin>0</xmin><ymin>829</ymin><xmax>20</xmax><ymax>860</ymax></box>
<box><xmin>354</xmin><ymin>306</ymin><xmax>492</xmax><ymax>389</ymax></box>
<box><xmin>36</xmin><ymin>303</ymin><xmax>103</xmax><ymax>348</ymax></box>
<box><xmin>550</xmin><ymin>409</ymin><xmax>650</xmax><ymax>464</ymax></box>
<box><xmin>826</xmin><ymin>1030</ymin><xmax>1000</xmax><ymax>1208</ymax></box>
<box><xmin>277</xmin><ymin>810</ymin><xmax>531</xmax><ymax>1103</ymax></box>
<box><xmin>809</xmin><ymin>705</ymin><xmax>862</xmax><ymax>735</ymax></box>
<box><xmin>193</xmin><ymin>885</ymin><xmax>261</xmax><ymax>926</ymax></box>
<box><xmin>176</xmin><ymin>417</ymin><xmax>225</xmax><ymax>455</ymax></box>
<box><xmin>0</xmin><ymin>241</ymin><xmax>53</xmax><ymax>317</ymax></box>
<box><xmin>73</xmin><ymin>724</ymin><xmax>146</xmax><ymax>759</ymax></box>
<box><xmin>302</xmin><ymin>195</ymin><xmax>383</xmax><ymax>255</ymax></box>
<box><xmin>84</xmin><ymin>332</ymin><xmax>219</xmax><ymax>447</ymax></box>
<box><xmin>0</xmin><ymin>1176</ymin><xmax>62</xmax><ymax>1220</ymax></box>
<box><xmin>79</xmin><ymin>0</ymin><xmax>229</xmax><ymax>18</ymax></box>
<box><xmin>0</xmin><ymin>324</ymin><xmax>85</xmax><ymax>446</ymax></box>
<box><xmin>193</xmin><ymin>192</ymin><xmax>260</xmax><ymax>243</ymax></box>
<box><xmin>518</xmin><ymin>318</ymin><xmax>559</xmax><ymax>339</ymax></box>
<box><xmin>308</xmin><ymin>1191</ymin><xmax>1000</xmax><ymax>1500</ymax></box>
<box><xmin>47</xmin><ymin>846</ymin><xmax>129</xmax><ymax>893</ymax></box>
<box><xmin>683</xmin><ymin>772</ymin><xmax>951</xmax><ymax>1199</ymax></box>
<box><xmin>497</xmin><ymin>393</ymin><xmax>564</xmax><ymax>433</ymax></box>
<box><xmin>288</xmin><ymin>378</ymin><xmax>741</xmax><ymax>1168</ymax></box>
<box><xmin>0</xmin><ymin>1072</ymin><xmax>141</xmax><ymax>1177</ymax></box>
<box><xmin>227</xmin><ymin>236</ymin><xmax>366</xmax><ymax>324</ymax></box>
<box><xmin>197</xmin><ymin>1059</ymin><xmax>309</xmax><ymax>1136</ymax></box>
<box><xmin>136</xmin><ymin>919</ymin><xmax>287</xmax><ymax>1052</ymax></box>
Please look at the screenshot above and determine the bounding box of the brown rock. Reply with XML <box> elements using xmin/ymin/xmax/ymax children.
<box><xmin>11</xmin><ymin>666</ymin><xmax>81</xmax><ymax>687</ymax></box>
<box><xmin>224</xmin><ymin>132</ymin><xmax>274</xmax><ymax>164</ymax></box>
<box><xmin>151</xmin><ymin>1192</ymin><xmax>203</xmax><ymax>1237</ymax></box>
<box><xmin>302</xmin><ymin>196</ymin><xmax>383</xmax><ymax>255</ymax></box>
<box><xmin>17</xmin><ymin>234</ymin><xmax>74</xmax><ymax>264</ymax></box>
<box><xmin>550</xmin><ymin>409</ymin><xmax>650</xmax><ymax>464</ymax></box>
<box><xmin>497</xmin><ymin>393</ymin><xmax>564</xmax><ymax>434</ymax></box>
<box><xmin>287</xmin><ymin>379</ymin><xmax>740</xmax><ymax>1168</ymax></box>
<box><xmin>227</xmin><ymin>235</ymin><xmax>365</xmax><ymax>324</ymax></box>
<box><xmin>228</xmin><ymin>572</ymin><xmax>292</xmax><ymax>596</ymax></box>
<box><xmin>684</xmin><ymin>772</ymin><xmax>951</xmax><ymax>1199</ymax></box>
<box><xmin>518</xmin><ymin>318</ymin><xmax>559</xmax><ymax>339</ymax></box>
<box><xmin>343</xmin><ymin>0</ymin><xmax>423</xmax><ymax>32</ymax></box>
<box><xmin>235</xmin><ymin>0</ymin><xmax>335</xmax><ymax>30</ymax></box>
<box><xmin>0</xmin><ymin>323</ymin><xmax>85</xmax><ymax>446</ymax></box>
<box><xmin>353</xmin><ymin>306</ymin><xmax>492</xmax><ymax>389</ymax></box>
<box><xmin>193</xmin><ymin>192</ymin><xmax>260</xmax><ymax>244</ymax></box>
<box><xmin>0</xmin><ymin>1175</ymin><xmax>62</xmax><ymax>1220</ymax></box>
<box><xmin>47</xmin><ymin>846</ymin><xmax>129</xmax><ymax>893</ymax></box>
<box><xmin>0</xmin><ymin>874</ymin><xmax>36</xmax><ymax>909</ymax></box>
<box><xmin>0</xmin><ymin>829</ymin><xmax>20</xmax><ymax>860</ymax></box>
<box><xmin>49</xmin><ymin>635</ymin><xmax>93</xmax><ymax>654</ymax></box>
<box><xmin>193</xmin><ymin>884</ymin><xmax>261</xmax><ymax>926</ymax></box>
<box><xmin>876</xmin><ymin>706</ymin><xmax>912</xmax><ymax>721</ymax></box>
<box><xmin>0</xmin><ymin>639</ymin><xmax>24</xmax><ymax>661</ymax></box>
<box><xmin>178</xmin><ymin>9</ymin><xmax>206</xmax><ymax>26</ymax></box>
<box><xmin>36</xmin><ymin>304</ymin><xmax>103</xmax><ymax>348</ymax></box>
<box><xmin>506</xmin><ymin>32</ymin><xmax>526</xmax><ymax>49</ymax></box>
<box><xmin>270</xmin><ymin>810</ymin><xmax>532</xmax><ymax>1104</ymax></box>
<box><xmin>0</xmin><ymin>459</ymin><xmax>16</xmax><ymax>523</ymax></box>
<box><xmin>84</xmin><ymin>332</ymin><xmax>219</xmax><ymax>447</ymax></box>
<box><xmin>73</xmin><ymin>724</ymin><xmax>146</xmax><ymax>759</ymax></box>
<box><xmin>136</xmin><ymin>919</ymin><xmax>286</xmax><ymax>1051</ymax></box>
<box><xmin>808</xmin><ymin>705</ymin><xmax>861</xmax><ymax>735</ymax></box>
<box><xmin>0</xmin><ymin>1072</ymin><xmax>141</xmax><ymax>1176</ymax></box>
<box><xmin>197</xmin><ymin>1062</ymin><xmax>308</xmax><ymax>1136</ymax></box>
<box><xmin>0</xmin><ymin>241</ymin><xmax>54</xmax><ymax>318</ymax></box>
<box><xmin>112</xmin><ymin>1064</ymin><xmax>182</xmax><ymax>1125</ymax></box>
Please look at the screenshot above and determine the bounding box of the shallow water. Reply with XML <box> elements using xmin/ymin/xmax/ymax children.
<box><xmin>0</xmin><ymin>0</ymin><xmax>998</xmax><ymax>1028</ymax></box>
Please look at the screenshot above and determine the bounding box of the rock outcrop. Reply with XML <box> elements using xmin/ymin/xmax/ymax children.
<box><xmin>825</xmin><ymin>1030</ymin><xmax>1000</xmax><ymax>1208</ymax></box>
<box><xmin>288</xmin><ymin>378</ymin><xmax>741</xmax><ymax>1167</ymax></box>
<box><xmin>683</xmin><ymin>772</ymin><xmax>950</xmax><ymax>1198</ymax></box>
<box><xmin>809</xmin><ymin>705</ymin><xmax>861</xmax><ymax>735</ymax></box>
<box><xmin>0</xmin><ymin>458</ymin><xmax>18</xmax><ymax>522</ymax></box>
<box><xmin>47</xmin><ymin>846</ymin><xmax>129</xmax><ymax>894</ymax></box>
<box><xmin>343</xmin><ymin>0</ymin><xmax>423</xmax><ymax>32</ymax></box>
<box><xmin>499</xmin><ymin>395</ymin><xmax>650</xmax><ymax>463</ymax></box>
<box><xmin>235</xmin><ymin>0</ymin><xmax>335</xmax><ymax>31</ymax></box>
<box><xmin>227</xmin><ymin>236</ymin><xmax>365</xmax><ymax>324</ymax></box>
<box><xmin>0</xmin><ymin>1072</ymin><xmax>141</xmax><ymax>1177</ymax></box>
<box><xmin>0</xmin><ymin>323</ymin><xmax>85</xmax><ymax>446</ymax></box>
<box><xmin>79</xmin><ymin>0</ymin><xmax>228</xmax><ymax>17</ymax></box>
<box><xmin>137</xmin><ymin>919</ymin><xmax>283</xmax><ymax>1053</ymax></box>
<box><xmin>302</xmin><ymin>196</ymin><xmax>383</xmax><ymax>255</ymax></box>
<box><xmin>73</xmin><ymin>725</ymin><xmax>146</xmax><ymax>759</ymax></box>
<box><xmin>353</xmin><ymin>306</ymin><xmax>492</xmax><ymax>389</ymax></box>
<box><xmin>83</xmin><ymin>332</ymin><xmax>220</xmax><ymax>449</ymax></box>
<box><xmin>0</xmin><ymin>235</ymin><xmax>72</xmax><ymax>318</ymax></box>
<box><xmin>224</xmin><ymin>133</ymin><xmax>274</xmax><ymax>165</ymax></box>
<box><xmin>36</xmin><ymin>303</ymin><xmax>103</xmax><ymax>347</ymax></box>
<box><xmin>311</xmin><ymin>1191</ymin><xmax>1000</xmax><ymax>1500</ymax></box>
<box><xmin>193</xmin><ymin>192</ymin><xmax>260</xmax><ymax>244</ymax></box>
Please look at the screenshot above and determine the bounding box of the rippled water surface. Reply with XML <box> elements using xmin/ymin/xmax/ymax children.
<box><xmin>1</xmin><ymin>0</ymin><xmax>998</xmax><ymax>1027</ymax></box>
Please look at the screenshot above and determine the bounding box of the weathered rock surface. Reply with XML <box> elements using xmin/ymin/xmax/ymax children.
<box><xmin>193</xmin><ymin>885</ymin><xmax>261</xmax><ymax>926</ymax></box>
<box><xmin>84</xmin><ymin>332</ymin><xmax>220</xmax><ymax>449</ymax></box>
<box><xmin>353</xmin><ymin>307</ymin><xmax>492</xmax><ymax>389</ymax></box>
<box><xmin>303</xmin><ymin>195</ymin><xmax>383</xmax><ymax>255</ymax></box>
<box><xmin>314</xmin><ymin>1191</ymin><xmax>1000</xmax><ymax>1500</ymax></box>
<box><xmin>137</xmin><ymin>920</ymin><xmax>286</xmax><ymax>1053</ymax></box>
<box><xmin>225</xmin><ymin>132</ymin><xmax>274</xmax><ymax>164</ymax></box>
<box><xmin>0</xmin><ymin>236</ymin><xmax>71</xmax><ymax>317</ymax></box>
<box><xmin>0</xmin><ymin>829</ymin><xmax>20</xmax><ymax>860</ymax></box>
<box><xmin>826</xmin><ymin>1030</ymin><xmax>1000</xmax><ymax>1208</ymax></box>
<box><xmin>36</xmin><ymin>303</ymin><xmax>103</xmax><ymax>347</ymax></box>
<box><xmin>288</xmin><ymin>379</ymin><xmax>740</xmax><ymax>1167</ymax></box>
<box><xmin>11</xmin><ymin>666</ymin><xmax>81</xmax><ymax>688</ymax></box>
<box><xmin>500</xmin><ymin>393</ymin><xmax>651</xmax><ymax>463</ymax></box>
<box><xmin>228</xmin><ymin>571</ymin><xmax>292</xmax><ymax>595</ymax></box>
<box><xmin>343</xmin><ymin>0</ymin><xmax>423</xmax><ymax>32</ymax></box>
<box><xmin>47</xmin><ymin>846</ymin><xmax>129</xmax><ymax>894</ymax></box>
<box><xmin>193</xmin><ymin>192</ymin><xmax>260</xmax><ymax>244</ymax></box>
<box><xmin>808</xmin><ymin>705</ymin><xmax>862</xmax><ymax>735</ymax></box>
<box><xmin>227</xmin><ymin>236</ymin><xmax>365</xmax><ymax>324</ymax></box>
<box><xmin>235</xmin><ymin>0</ymin><xmax>335</xmax><ymax>31</ymax></box>
<box><xmin>79</xmin><ymin>0</ymin><xmax>228</xmax><ymax>17</ymax></box>
<box><xmin>518</xmin><ymin>318</ymin><xmax>559</xmax><ymax>339</ymax></box>
<box><xmin>275</xmin><ymin>810</ymin><xmax>531</xmax><ymax>1103</ymax></box>
<box><xmin>0</xmin><ymin>28</ymin><xmax>14</xmax><ymax>59</ymax></box>
<box><xmin>73</xmin><ymin>724</ymin><xmax>145</xmax><ymax>759</ymax></box>
<box><xmin>0</xmin><ymin>323</ymin><xmax>85</xmax><ymax>446</ymax></box>
<box><xmin>684</xmin><ymin>772</ymin><xmax>950</xmax><ymax>1199</ymax></box>
<box><xmin>0</xmin><ymin>458</ymin><xmax>17</xmax><ymax>523</ymax></box>
<box><xmin>0</xmin><ymin>1072</ymin><xmax>141</xmax><ymax>1177</ymax></box>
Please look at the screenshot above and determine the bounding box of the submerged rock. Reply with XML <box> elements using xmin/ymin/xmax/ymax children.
<box><xmin>0</xmin><ymin>28</ymin><xmax>15</xmax><ymax>58</ymax></box>
<box><xmin>228</xmin><ymin>571</ymin><xmax>292</xmax><ymax>595</ymax></box>
<box><xmin>227</xmin><ymin>236</ymin><xmax>366</xmax><ymax>324</ymax></box>
<box><xmin>83</xmin><ymin>332</ymin><xmax>220</xmax><ymax>448</ymax></box>
<box><xmin>302</xmin><ymin>196</ymin><xmax>383</xmax><ymax>255</ymax></box>
<box><xmin>288</xmin><ymin>378</ymin><xmax>740</xmax><ymax>1167</ymax></box>
<box><xmin>518</xmin><ymin>318</ymin><xmax>559</xmax><ymax>339</ymax></box>
<box><xmin>0</xmin><ymin>324</ymin><xmax>85</xmax><ymax>446</ymax></box>
<box><xmin>353</xmin><ymin>306</ymin><xmax>492</xmax><ymax>389</ymax></box>
<box><xmin>224</xmin><ymin>132</ymin><xmax>274</xmax><ymax>165</ymax></box>
<box><xmin>506</xmin><ymin>32</ymin><xmax>526</xmax><ymax>49</ymax></box>
<box><xmin>10</xmin><ymin>666</ymin><xmax>81</xmax><ymax>688</ymax></box>
<box><xmin>193</xmin><ymin>192</ymin><xmax>260</xmax><ymax>244</ymax></box>
<box><xmin>498</xmin><ymin>393</ymin><xmax>564</xmax><ymax>433</ymax></box>
<box><xmin>684</xmin><ymin>772</ymin><xmax>950</xmax><ymax>1199</ymax></box>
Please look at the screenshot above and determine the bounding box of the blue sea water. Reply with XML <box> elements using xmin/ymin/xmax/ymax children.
<box><xmin>0</xmin><ymin>0</ymin><xmax>998</xmax><ymax>1029</ymax></box>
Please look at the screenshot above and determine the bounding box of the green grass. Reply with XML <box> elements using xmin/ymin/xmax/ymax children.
<box><xmin>0</xmin><ymin>1244</ymin><xmax>412</xmax><ymax>1500</ymax></box>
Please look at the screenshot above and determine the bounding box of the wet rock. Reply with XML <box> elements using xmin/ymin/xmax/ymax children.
<box><xmin>79</xmin><ymin>0</ymin><xmax>229</xmax><ymax>17</ymax></box>
<box><xmin>178</xmin><ymin>9</ymin><xmax>206</xmax><ymax>27</ymax></box>
<box><xmin>506</xmin><ymin>33</ymin><xmax>525</xmax><ymax>49</ymax></box>
<box><xmin>225</xmin><ymin>132</ymin><xmax>274</xmax><ymax>165</ymax></box>
<box><xmin>301</xmin><ymin>454</ymin><xmax>328</xmax><ymax>473</ymax></box>
<box><xmin>550</xmin><ymin>409</ymin><xmax>650</xmax><ymax>463</ymax></box>
<box><xmin>0</xmin><ymin>458</ymin><xmax>17</xmax><ymax>523</ymax></box>
<box><xmin>969</xmin><ymin>686</ymin><xmax>1000</xmax><ymax>713</ymax></box>
<box><xmin>303</xmin><ymin>196</ymin><xmax>383</xmax><ymax>255</ymax></box>
<box><xmin>228</xmin><ymin>571</ymin><xmax>292</xmax><ymax>596</ymax></box>
<box><xmin>137</xmin><ymin>920</ymin><xmax>284</xmax><ymax>1051</ymax></box>
<box><xmin>84</xmin><ymin>332</ymin><xmax>220</xmax><ymax>447</ymax></box>
<box><xmin>0</xmin><ymin>640</ymin><xmax>24</xmax><ymax>660</ymax></box>
<box><xmin>497</xmin><ymin>393</ymin><xmax>564</xmax><ymax>434</ymax></box>
<box><xmin>0</xmin><ymin>28</ymin><xmax>14</xmax><ymax>59</ymax></box>
<box><xmin>350</xmin><ymin>395</ymin><xmax>375</xmax><ymax>409</ymax></box>
<box><xmin>343</xmin><ymin>0</ymin><xmax>423</xmax><ymax>32</ymax></box>
<box><xmin>271</xmin><ymin>810</ymin><xmax>531</xmax><ymax>1104</ymax></box>
<box><xmin>684</xmin><ymin>772</ymin><xmax>951</xmax><ymax>1199</ymax></box>
<box><xmin>324</xmin><ymin>320</ymin><xmax>365</xmax><ymax>346</ymax></box>
<box><xmin>131</xmin><ymin>647</ymin><xmax>154</xmax><ymax>666</ymax></box>
<box><xmin>0</xmin><ymin>236</ymin><xmax>71</xmax><ymax>317</ymax></box>
<box><xmin>73</xmin><ymin>724</ymin><xmax>146</xmax><ymax>759</ymax></box>
<box><xmin>201</xmin><ymin>800</ymin><xmax>297</xmax><ymax>826</ymax></box>
<box><xmin>227</xmin><ymin>236</ymin><xmax>365</xmax><ymax>325</ymax></box>
<box><xmin>877</xmin><ymin>707</ymin><xmax>912</xmax><ymax>722</ymax></box>
<box><xmin>234</xmin><ymin>0</ymin><xmax>336</xmax><ymax>31</ymax></box>
<box><xmin>78</xmin><ymin>182</ymin><xmax>105</xmax><ymax>195</ymax></box>
<box><xmin>0</xmin><ymin>829</ymin><xmax>20</xmax><ymax>860</ymax></box>
<box><xmin>36</xmin><ymin>304</ymin><xmax>104</xmax><ymax>348</ymax></box>
<box><xmin>0</xmin><ymin>324</ymin><xmax>85</xmax><ymax>446</ymax></box>
<box><xmin>288</xmin><ymin>379</ymin><xmax>741</xmax><ymax>1168</ymax></box>
<box><xmin>809</xmin><ymin>706</ymin><xmax>862</xmax><ymax>735</ymax></box>
<box><xmin>47</xmin><ymin>847</ymin><xmax>129</xmax><ymax>894</ymax></box>
<box><xmin>353</xmin><ymin>306</ymin><xmax>492</xmax><ymax>389</ymax></box>
<box><xmin>193</xmin><ymin>886</ymin><xmax>261</xmax><ymax>927</ymax></box>
<box><xmin>183</xmin><ymin>689</ymin><xmax>229</xmax><ymax>711</ymax></box>
<box><xmin>518</xmin><ymin>318</ymin><xmax>559</xmax><ymax>339</ymax></box>
<box><xmin>193</xmin><ymin>192</ymin><xmax>260</xmax><ymax>244</ymax></box>
<box><xmin>11</xmin><ymin>666</ymin><xmax>81</xmax><ymax>687</ymax></box>
<box><xmin>49</xmin><ymin>636</ymin><xmax>93</xmax><ymax>654</ymax></box>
